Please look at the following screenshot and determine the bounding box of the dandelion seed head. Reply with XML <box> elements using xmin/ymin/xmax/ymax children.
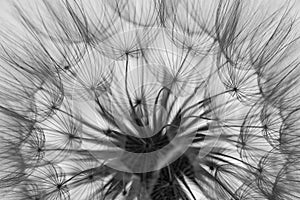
<box><xmin>1</xmin><ymin>0</ymin><xmax>300</xmax><ymax>199</ymax></box>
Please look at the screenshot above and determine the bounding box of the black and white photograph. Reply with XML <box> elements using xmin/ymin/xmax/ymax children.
<box><xmin>0</xmin><ymin>0</ymin><xmax>300</xmax><ymax>199</ymax></box>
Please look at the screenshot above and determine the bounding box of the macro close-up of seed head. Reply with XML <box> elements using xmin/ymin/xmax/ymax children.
<box><xmin>1</xmin><ymin>0</ymin><xmax>300</xmax><ymax>199</ymax></box>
